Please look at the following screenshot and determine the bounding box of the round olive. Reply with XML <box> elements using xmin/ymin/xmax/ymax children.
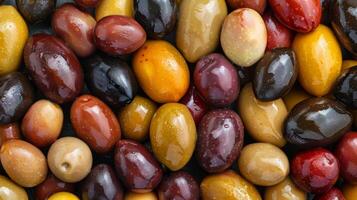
<box><xmin>264</xmin><ymin>177</ymin><xmax>307</xmax><ymax>200</ymax></box>
<box><xmin>0</xmin><ymin>175</ymin><xmax>28</xmax><ymax>200</ymax></box>
<box><xmin>48</xmin><ymin>192</ymin><xmax>79</xmax><ymax>200</ymax></box>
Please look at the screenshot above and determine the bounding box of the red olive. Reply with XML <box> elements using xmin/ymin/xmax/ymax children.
<box><xmin>0</xmin><ymin>123</ymin><xmax>21</xmax><ymax>148</ymax></box>
<box><xmin>52</xmin><ymin>3</ymin><xmax>96</xmax><ymax>57</ymax></box>
<box><xmin>94</xmin><ymin>15</ymin><xmax>146</xmax><ymax>56</ymax></box>
<box><xmin>114</xmin><ymin>139</ymin><xmax>163</xmax><ymax>193</ymax></box>
<box><xmin>335</xmin><ymin>132</ymin><xmax>357</xmax><ymax>184</ymax></box>
<box><xmin>314</xmin><ymin>188</ymin><xmax>346</xmax><ymax>200</ymax></box>
<box><xmin>291</xmin><ymin>148</ymin><xmax>339</xmax><ymax>194</ymax></box>
<box><xmin>71</xmin><ymin>95</ymin><xmax>121</xmax><ymax>153</ymax></box>
<box><xmin>226</xmin><ymin>0</ymin><xmax>267</xmax><ymax>14</ymax></box>
<box><xmin>179</xmin><ymin>85</ymin><xmax>208</xmax><ymax>125</ymax></box>
<box><xmin>35</xmin><ymin>174</ymin><xmax>75</xmax><ymax>200</ymax></box>
<box><xmin>24</xmin><ymin>34</ymin><xmax>84</xmax><ymax>104</ymax></box>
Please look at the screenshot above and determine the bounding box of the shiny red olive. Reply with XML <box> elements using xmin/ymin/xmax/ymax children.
<box><xmin>263</xmin><ymin>11</ymin><xmax>293</xmax><ymax>50</ymax></box>
<box><xmin>335</xmin><ymin>132</ymin><xmax>357</xmax><ymax>184</ymax></box>
<box><xmin>291</xmin><ymin>148</ymin><xmax>339</xmax><ymax>194</ymax></box>
<box><xmin>35</xmin><ymin>174</ymin><xmax>75</xmax><ymax>200</ymax></box>
<box><xmin>179</xmin><ymin>85</ymin><xmax>208</xmax><ymax>125</ymax></box>
<box><xmin>314</xmin><ymin>188</ymin><xmax>346</xmax><ymax>200</ymax></box>
<box><xmin>24</xmin><ymin>34</ymin><xmax>84</xmax><ymax>104</ymax></box>
<box><xmin>114</xmin><ymin>139</ymin><xmax>163</xmax><ymax>193</ymax></box>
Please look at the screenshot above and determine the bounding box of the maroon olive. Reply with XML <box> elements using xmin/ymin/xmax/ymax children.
<box><xmin>52</xmin><ymin>3</ymin><xmax>96</xmax><ymax>57</ymax></box>
<box><xmin>94</xmin><ymin>15</ymin><xmax>146</xmax><ymax>56</ymax></box>
<box><xmin>196</xmin><ymin>109</ymin><xmax>244</xmax><ymax>173</ymax></box>
<box><xmin>335</xmin><ymin>132</ymin><xmax>357</xmax><ymax>184</ymax></box>
<box><xmin>24</xmin><ymin>34</ymin><xmax>84</xmax><ymax>104</ymax></box>
<box><xmin>158</xmin><ymin>171</ymin><xmax>199</xmax><ymax>200</ymax></box>
<box><xmin>81</xmin><ymin>164</ymin><xmax>124</xmax><ymax>200</ymax></box>
<box><xmin>114</xmin><ymin>139</ymin><xmax>163</xmax><ymax>193</ymax></box>
<box><xmin>314</xmin><ymin>188</ymin><xmax>346</xmax><ymax>200</ymax></box>
<box><xmin>226</xmin><ymin>0</ymin><xmax>267</xmax><ymax>14</ymax></box>
<box><xmin>194</xmin><ymin>53</ymin><xmax>239</xmax><ymax>107</ymax></box>
<box><xmin>179</xmin><ymin>85</ymin><xmax>208</xmax><ymax>125</ymax></box>
<box><xmin>35</xmin><ymin>174</ymin><xmax>75</xmax><ymax>200</ymax></box>
<box><xmin>291</xmin><ymin>148</ymin><xmax>339</xmax><ymax>194</ymax></box>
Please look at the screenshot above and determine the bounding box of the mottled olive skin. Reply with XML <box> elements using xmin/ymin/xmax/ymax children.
<box><xmin>35</xmin><ymin>174</ymin><xmax>75</xmax><ymax>200</ymax></box>
<box><xmin>253</xmin><ymin>48</ymin><xmax>297</xmax><ymax>101</ymax></box>
<box><xmin>81</xmin><ymin>164</ymin><xmax>124</xmax><ymax>200</ymax></box>
<box><xmin>194</xmin><ymin>53</ymin><xmax>239</xmax><ymax>107</ymax></box>
<box><xmin>331</xmin><ymin>0</ymin><xmax>357</xmax><ymax>56</ymax></box>
<box><xmin>158</xmin><ymin>171</ymin><xmax>199</xmax><ymax>200</ymax></box>
<box><xmin>179</xmin><ymin>85</ymin><xmax>208</xmax><ymax>125</ymax></box>
<box><xmin>16</xmin><ymin>0</ymin><xmax>55</xmax><ymax>23</ymax></box>
<box><xmin>196</xmin><ymin>109</ymin><xmax>244</xmax><ymax>173</ymax></box>
<box><xmin>334</xmin><ymin>67</ymin><xmax>357</xmax><ymax>109</ymax></box>
<box><xmin>0</xmin><ymin>72</ymin><xmax>34</xmax><ymax>124</ymax></box>
<box><xmin>134</xmin><ymin>0</ymin><xmax>177</xmax><ymax>39</ymax></box>
<box><xmin>114</xmin><ymin>140</ymin><xmax>163</xmax><ymax>193</ymax></box>
<box><xmin>84</xmin><ymin>54</ymin><xmax>138</xmax><ymax>108</ymax></box>
<box><xmin>285</xmin><ymin>97</ymin><xmax>353</xmax><ymax>148</ymax></box>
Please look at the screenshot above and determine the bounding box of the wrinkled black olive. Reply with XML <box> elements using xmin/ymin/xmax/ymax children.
<box><xmin>16</xmin><ymin>0</ymin><xmax>55</xmax><ymax>24</ymax></box>
<box><xmin>334</xmin><ymin>66</ymin><xmax>357</xmax><ymax>109</ymax></box>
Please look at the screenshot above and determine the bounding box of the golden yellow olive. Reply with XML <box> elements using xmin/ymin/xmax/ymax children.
<box><xmin>343</xmin><ymin>184</ymin><xmax>357</xmax><ymax>200</ymax></box>
<box><xmin>95</xmin><ymin>0</ymin><xmax>133</xmax><ymax>21</ymax></box>
<box><xmin>0</xmin><ymin>6</ymin><xmax>29</xmax><ymax>76</ymax></box>
<box><xmin>264</xmin><ymin>177</ymin><xmax>307</xmax><ymax>200</ymax></box>
<box><xmin>292</xmin><ymin>25</ymin><xmax>342</xmax><ymax>96</ymax></box>
<box><xmin>48</xmin><ymin>192</ymin><xmax>79</xmax><ymax>200</ymax></box>
<box><xmin>124</xmin><ymin>192</ymin><xmax>158</xmax><ymax>200</ymax></box>
<box><xmin>283</xmin><ymin>87</ymin><xmax>311</xmax><ymax>111</ymax></box>
<box><xmin>150</xmin><ymin>103</ymin><xmax>196</xmax><ymax>171</ymax></box>
<box><xmin>238</xmin><ymin>83</ymin><xmax>287</xmax><ymax>147</ymax></box>
<box><xmin>176</xmin><ymin>0</ymin><xmax>227</xmax><ymax>63</ymax></box>
<box><xmin>0</xmin><ymin>175</ymin><xmax>28</xmax><ymax>200</ymax></box>
<box><xmin>201</xmin><ymin>170</ymin><xmax>262</xmax><ymax>200</ymax></box>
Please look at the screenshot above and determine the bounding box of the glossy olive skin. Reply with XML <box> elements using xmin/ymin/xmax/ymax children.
<box><xmin>253</xmin><ymin>48</ymin><xmax>297</xmax><ymax>101</ymax></box>
<box><xmin>314</xmin><ymin>188</ymin><xmax>346</xmax><ymax>200</ymax></box>
<box><xmin>0</xmin><ymin>175</ymin><xmax>28</xmax><ymax>200</ymax></box>
<box><xmin>291</xmin><ymin>148</ymin><xmax>339</xmax><ymax>193</ymax></box>
<box><xmin>196</xmin><ymin>109</ymin><xmax>244</xmax><ymax>173</ymax></box>
<box><xmin>24</xmin><ymin>34</ymin><xmax>84</xmax><ymax>104</ymax></box>
<box><xmin>134</xmin><ymin>0</ymin><xmax>177</xmax><ymax>39</ymax></box>
<box><xmin>52</xmin><ymin>4</ymin><xmax>96</xmax><ymax>57</ymax></box>
<box><xmin>269</xmin><ymin>0</ymin><xmax>321</xmax><ymax>32</ymax></box>
<box><xmin>285</xmin><ymin>97</ymin><xmax>353</xmax><ymax>148</ymax></box>
<box><xmin>283</xmin><ymin>87</ymin><xmax>311</xmax><ymax>111</ymax></box>
<box><xmin>335</xmin><ymin>132</ymin><xmax>357</xmax><ymax>184</ymax></box>
<box><xmin>81</xmin><ymin>164</ymin><xmax>124</xmax><ymax>200</ymax></box>
<box><xmin>0</xmin><ymin>72</ymin><xmax>34</xmax><ymax>124</ymax></box>
<box><xmin>35</xmin><ymin>174</ymin><xmax>75</xmax><ymax>200</ymax></box>
<box><xmin>48</xmin><ymin>192</ymin><xmax>79</xmax><ymax>200</ymax></box>
<box><xmin>264</xmin><ymin>177</ymin><xmax>307</xmax><ymax>200</ymax></box>
<box><xmin>179</xmin><ymin>85</ymin><xmax>208</xmax><ymax>125</ymax></box>
<box><xmin>226</xmin><ymin>0</ymin><xmax>266</xmax><ymax>14</ymax></box>
<box><xmin>331</xmin><ymin>0</ymin><xmax>357</xmax><ymax>56</ymax></box>
<box><xmin>194</xmin><ymin>53</ymin><xmax>239</xmax><ymax>107</ymax></box>
<box><xmin>71</xmin><ymin>95</ymin><xmax>121</xmax><ymax>153</ymax></box>
<box><xmin>84</xmin><ymin>54</ymin><xmax>138</xmax><ymax>108</ymax></box>
<box><xmin>16</xmin><ymin>0</ymin><xmax>55</xmax><ymax>23</ymax></box>
<box><xmin>334</xmin><ymin>67</ymin><xmax>357</xmax><ymax>109</ymax></box>
<box><xmin>263</xmin><ymin>11</ymin><xmax>293</xmax><ymax>51</ymax></box>
<box><xmin>114</xmin><ymin>140</ymin><xmax>163</xmax><ymax>193</ymax></box>
<box><xmin>0</xmin><ymin>123</ymin><xmax>21</xmax><ymax>147</ymax></box>
<box><xmin>94</xmin><ymin>15</ymin><xmax>146</xmax><ymax>56</ymax></box>
<box><xmin>125</xmin><ymin>192</ymin><xmax>157</xmax><ymax>200</ymax></box>
<box><xmin>158</xmin><ymin>171</ymin><xmax>199</xmax><ymax>200</ymax></box>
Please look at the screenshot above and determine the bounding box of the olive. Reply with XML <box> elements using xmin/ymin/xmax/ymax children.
<box><xmin>335</xmin><ymin>132</ymin><xmax>357</xmax><ymax>184</ymax></box>
<box><xmin>343</xmin><ymin>184</ymin><xmax>357</xmax><ymax>200</ymax></box>
<box><xmin>264</xmin><ymin>177</ymin><xmax>307</xmax><ymax>200</ymax></box>
<box><xmin>0</xmin><ymin>175</ymin><xmax>28</xmax><ymax>200</ymax></box>
<box><xmin>314</xmin><ymin>188</ymin><xmax>346</xmax><ymax>200</ymax></box>
<box><xmin>35</xmin><ymin>174</ymin><xmax>75</xmax><ymax>200</ymax></box>
<box><xmin>0</xmin><ymin>72</ymin><xmax>34</xmax><ymax>124</ymax></box>
<box><xmin>48</xmin><ymin>192</ymin><xmax>79</xmax><ymax>200</ymax></box>
<box><xmin>334</xmin><ymin>66</ymin><xmax>357</xmax><ymax>109</ymax></box>
<box><xmin>179</xmin><ymin>85</ymin><xmax>208</xmax><ymax>125</ymax></box>
<box><xmin>0</xmin><ymin>123</ymin><xmax>21</xmax><ymax>147</ymax></box>
<box><xmin>285</xmin><ymin>97</ymin><xmax>353</xmax><ymax>148</ymax></box>
<box><xmin>124</xmin><ymin>192</ymin><xmax>157</xmax><ymax>200</ymax></box>
<box><xmin>253</xmin><ymin>48</ymin><xmax>297</xmax><ymax>101</ymax></box>
<box><xmin>16</xmin><ymin>0</ymin><xmax>55</xmax><ymax>23</ymax></box>
<box><xmin>83</xmin><ymin>54</ymin><xmax>138</xmax><ymax>108</ymax></box>
<box><xmin>75</xmin><ymin>0</ymin><xmax>99</xmax><ymax>7</ymax></box>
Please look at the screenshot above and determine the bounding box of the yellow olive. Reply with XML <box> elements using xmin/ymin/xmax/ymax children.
<box><xmin>150</xmin><ymin>103</ymin><xmax>196</xmax><ymax>171</ymax></box>
<box><xmin>124</xmin><ymin>192</ymin><xmax>158</xmax><ymax>200</ymax></box>
<box><xmin>95</xmin><ymin>0</ymin><xmax>133</xmax><ymax>21</ymax></box>
<box><xmin>343</xmin><ymin>184</ymin><xmax>357</xmax><ymax>200</ymax></box>
<box><xmin>48</xmin><ymin>192</ymin><xmax>79</xmax><ymax>200</ymax></box>
<box><xmin>238</xmin><ymin>83</ymin><xmax>287</xmax><ymax>147</ymax></box>
<box><xmin>283</xmin><ymin>87</ymin><xmax>311</xmax><ymax>111</ymax></box>
<box><xmin>0</xmin><ymin>6</ymin><xmax>29</xmax><ymax>76</ymax></box>
<box><xmin>0</xmin><ymin>175</ymin><xmax>28</xmax><ymax>200</ymax></box>
<box><xmin>265</xmin><ymin>177</ymin><xmax>307</xmax><ymax>200</ymax></box>
<box><xmin>292</xmin><ymin>25</ymin><xmax>342</xmax><ymax>96</ymax></box>
<box><xmin>176</xmin><ymin>0</ymin><xmax>227</xmax><ymax>63</ymax></box>
<box><xmin>201</xmin><ymin>170</ymin><xmax>262</xmax><ymax>200</ymax></box>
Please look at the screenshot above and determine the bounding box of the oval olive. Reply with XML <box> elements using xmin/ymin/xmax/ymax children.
<box><xmin>124</xmin><ymin>192</ymin><xmax>157</xmax><ymax>200</ymax></box>
<box><xmin>48</xmin><ymin>192</ymin><xmax>79</xmax><ymax>200</ymax></box>
<box><xmin>0</xmin><ymin>123</ymin><xmax>21</xmax><ymax>147</ymax></box>
<box><xmin>35</xmin><ymin>174</ymin><xmax>75</xmax><ymax>200</ymax></box>
<box><xmin>95</xmin><ymin>0</ymin><xmax>134</xmax><ymax>21</ymax></box>
<box><xmin>196</xmin><ymin>109</ymin><xmax>244</xmax><ymax>173</ymax></box>
<box><xmin>253</xmin><ymin>48</ymin><xmax>297</xmax><ymax>101</ymax></box>
<box><xmin>134</xmin><ymin>0</ymin><xmax>177</xmax><ymax>39</ymax></box>
<box><xmin>16</xmin><ymin>0</ymin><xmax>55</xmax><ymax>24</ymax></box>
<box><xmin>0</xmin><ymin>139</ymin><xmax>48</xmax><ymax>187</ymax></box>
<box><xmin>264</xmin><ymin>177</ymin><xmax>307</xmax><ymax>200</ymax></box>
<box><xmin>0</xmin><ymin>72</ymin><xmax>34</xmax><ymax>124</ymax></box>
<box><xmin>334</xmin><ymin>66</ymin><xmax>357</xmax><ymax>109</ymax></box>
<box><xmin>285</xmin><ymin>97</ymin><xmax>353</xmax><ymax>148</ymax></box>
<box><xmin>83</xmin><ymin>54</ymin><xmax>138</xmax><ymax>108</ymax></box>
<box><xmin>0</xmin><ymin>175</ymin><xmax>28</xmax><ymax>200</ymax></box>
<box><xmin>343</xmin><ymin>184</ymin><xmax>357</xmax><ymax>200</ymax></box>
<box><xmin>47</xmin><ymin>137</ymin><xmax>93</xmax><ymax>183</ymax></box>
<box><xmin>114</xmin><ymin>140</ymin><xmax>163</xmax><ymax>193</ymax></box>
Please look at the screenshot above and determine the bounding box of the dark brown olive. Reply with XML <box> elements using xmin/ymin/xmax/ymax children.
<box><xmin>237</xmin><ymin>66</ymin><xmax>255</xmax><ymax>86</ymax></box>
<box><xmin>331</xmin><ymin>0</ymin><xmax>357</xmax><ymax>56</ymax></box>
<box><xmin>81</xmin><ymin>164</ymin><xmax>124</xmax><ymax>200</ymax></box>
<box><xmin>0</xmin><ymin>72</ymin><xmax>34</xmax><ymax>124</ymax></box>
<box><xmin>24</xmin><ymin>34</ymin><xmax>84</xmax><ymax>104</ymax></box>
<box><xmin>134</xmin><ymin>0</ymin><xmax>177</xmax><ymax>39</ymax></box>
<box><xmin>158</xmin><ymin>171</ymin><xmax>199</xmax><ymax>200</ymax></box>
<box><xmin>285</xmin><ymin>97</ymin><xmax>353</xmax><ymax>148</ymax></box>
<box><xmin>16</xmin><ymin>0</ymin><xmax>55</xmax><ymax>24</ymax></box>
<box><xmin>83</xmin><ymin>54</ymin><xmax>138</xmax><ymax>108</ymax></box>
<box><xmin>114</xmin><ymin>139</ymin><xmax>163</xmax><ymax>193</ymax></box>
<box><xmin>253</xmin><ymin>48</ymin><xmax>297</xmax><ymax>101</ymax></box>
<box><xmin>334</xmin><ymin>66</ymin><xmax>357</xmax><ymax>109</ymax></box>
<box><xmin>196</xmin><ymin>109</ymin><xmax>244</xmax><ymax>173</ymax></box>
<box><xmin>35</xmin><ymin>174</ymin><xmax>75</xmax><ymax>200</ymax></box>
